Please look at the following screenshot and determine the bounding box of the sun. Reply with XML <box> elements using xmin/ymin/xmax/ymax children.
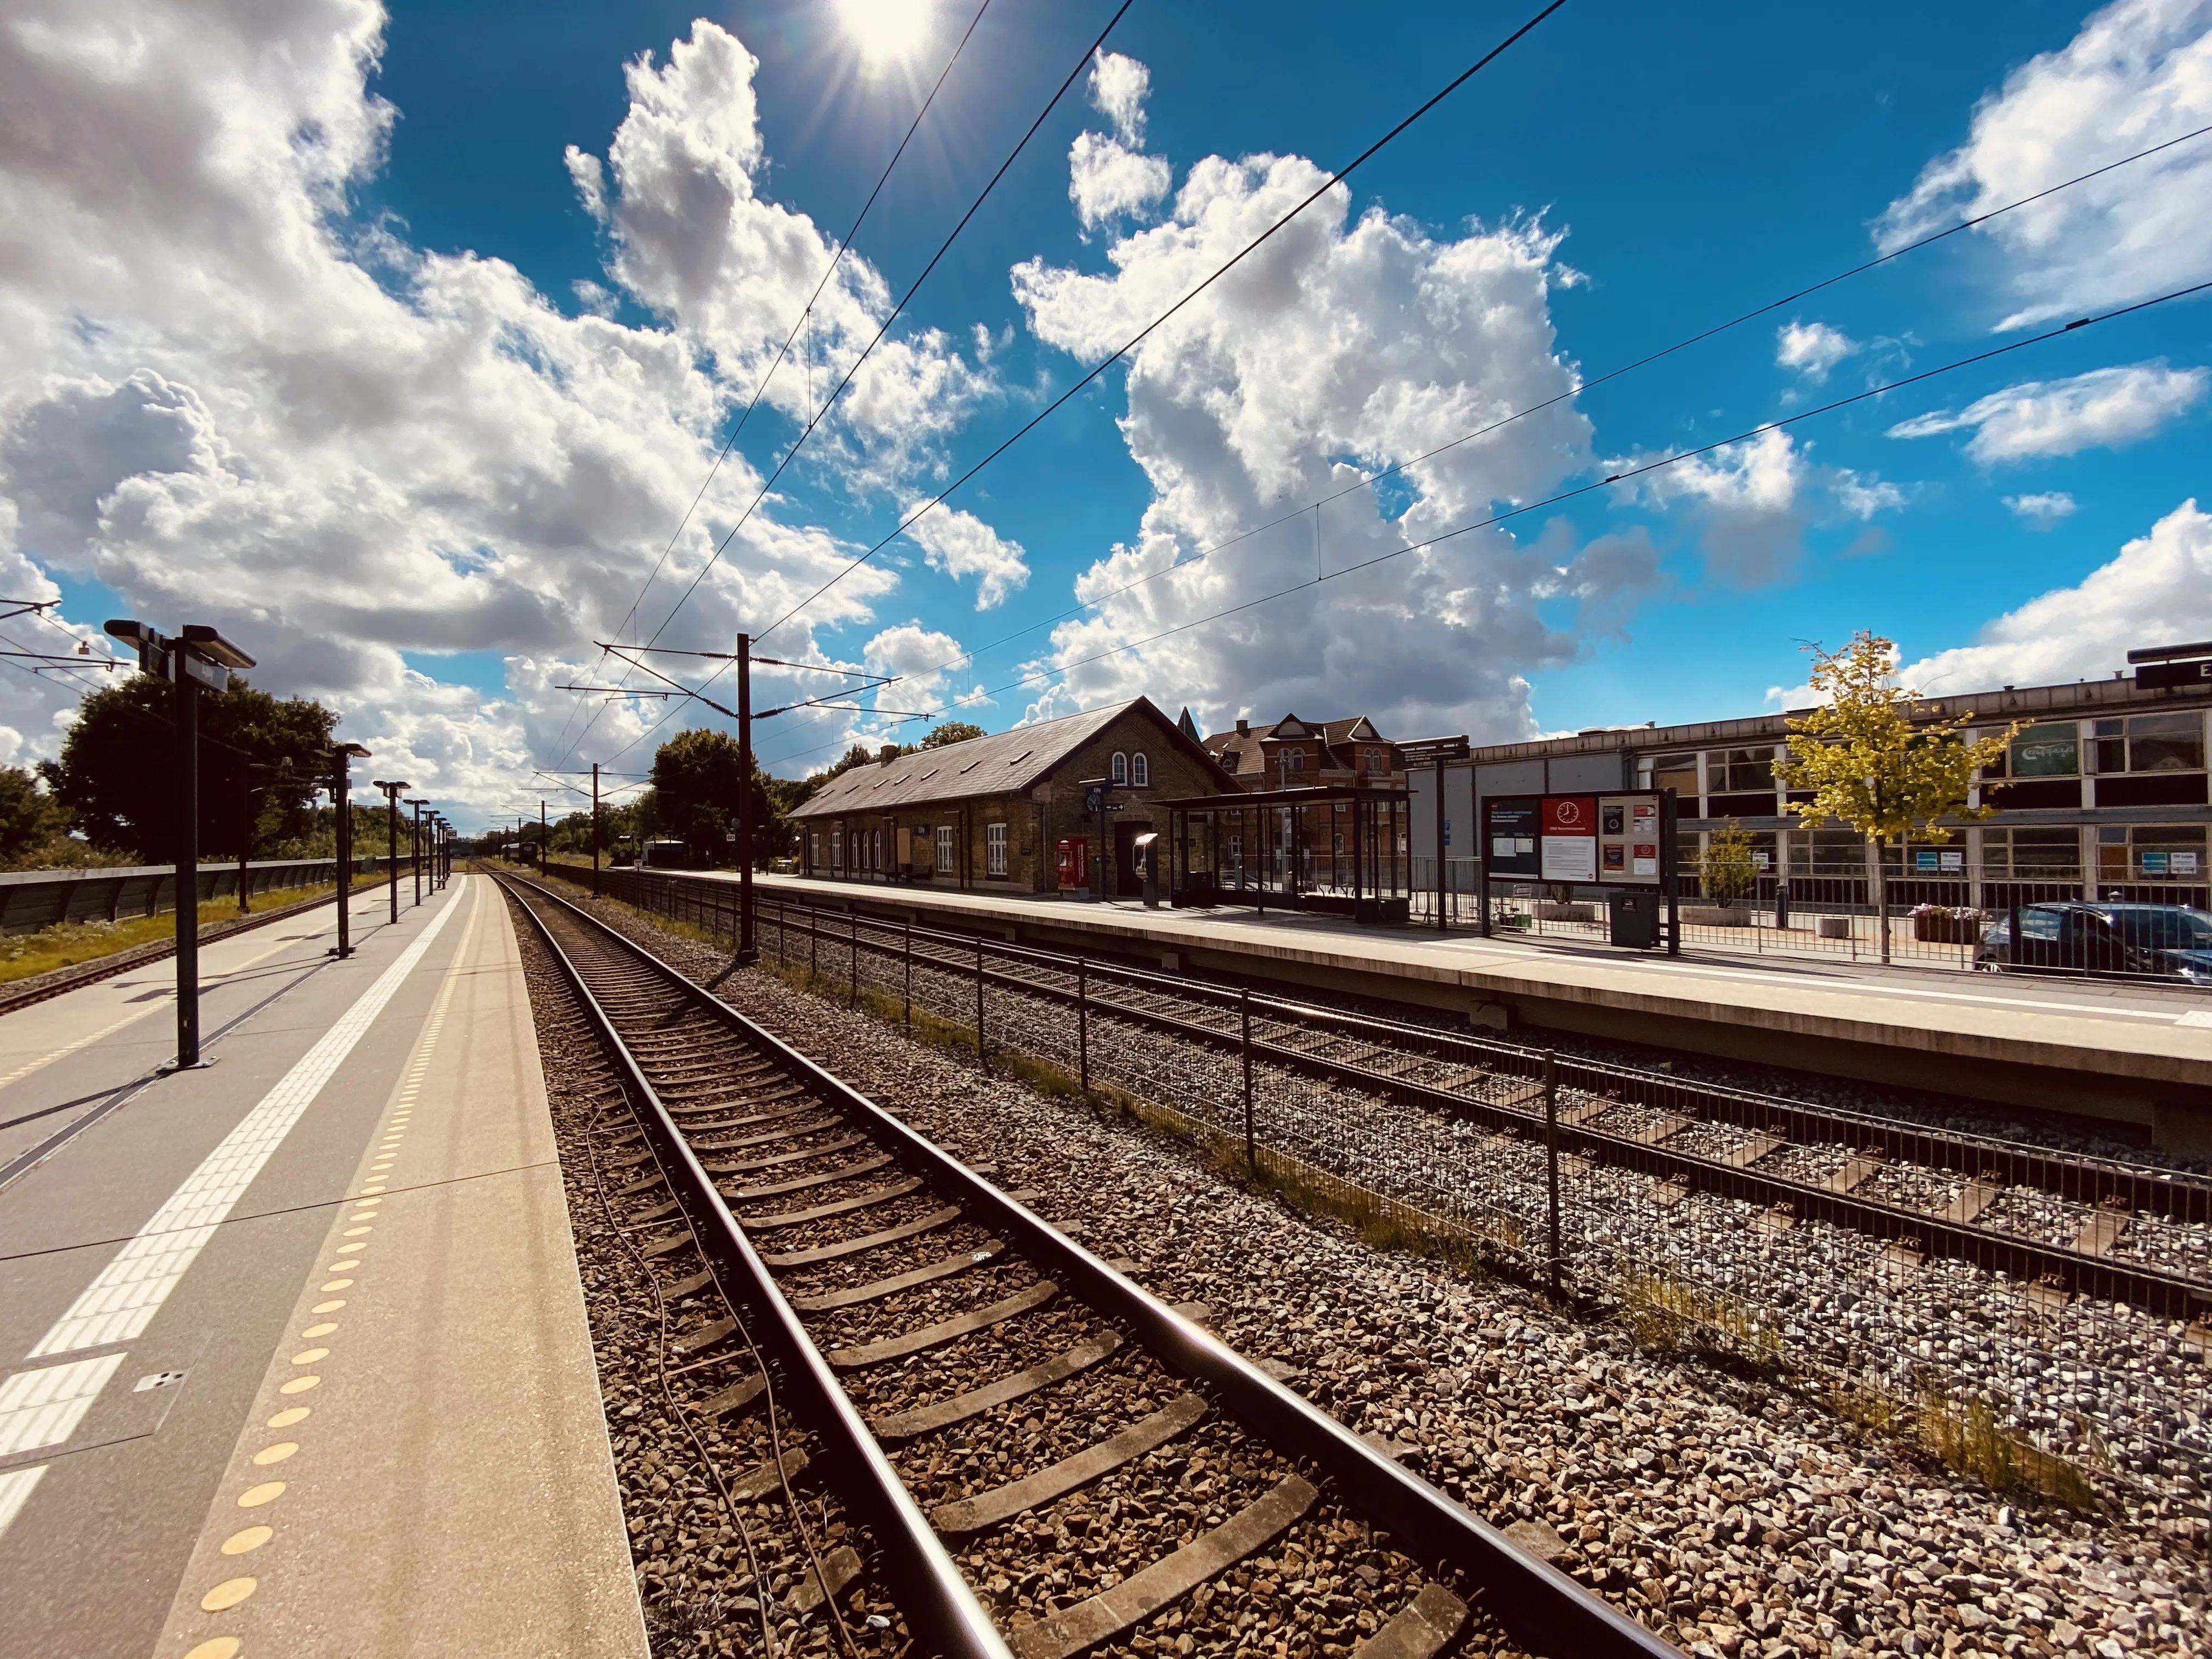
<box><xmin>833</xmin><ymin>0</ymin><xmax>933</xmax><ymax>67</ymax></box>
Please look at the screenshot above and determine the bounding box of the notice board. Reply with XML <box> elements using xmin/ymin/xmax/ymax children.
<box><xmin>1485</xmin><ymin>791</ymin><xmax>1667</xmax><ymax>887</ymax></box>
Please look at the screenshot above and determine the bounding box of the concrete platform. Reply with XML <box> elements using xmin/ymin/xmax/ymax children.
<box><xmin>722</xmin><ymin>872</ymin><xmax>2212</xmax><ymax>1151</ymax></box>
<box><xmin>0</xmin><ymin>875</ymin><xmax>645</xmax><ymax>1659</ymax></box>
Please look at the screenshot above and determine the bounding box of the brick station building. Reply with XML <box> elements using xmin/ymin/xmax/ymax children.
<box><xmin>789</xmin><ymin>697</ymin><xmax>1235</xmax><ymax>898</ymax></box>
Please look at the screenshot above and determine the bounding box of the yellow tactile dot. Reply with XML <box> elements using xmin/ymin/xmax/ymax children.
<box><xmin>290</xmin><ymin>1348</ymin><xmax>329</xmax><ymax>1365</ymax></box>
<box><xmin>359</xmin><ymin>1186</ymin><xmax>386</xmax><ymax>1194</ymax></box>
<box><xmin>312</xmin><ymin>1300</ymin><xmax>346</xmax><ymax>1313</ymax></box>
<box><xmin>237</xmin><ymin>1482</ymin><xmax>285</xmax><ymax>1508</ymax></box>
<box><xmin>328</xmin><ymin>1262</ymin><xmax>359</xmax><ymax>1273</ymax></box>
<box><xmin>319</xmin><ymin>1279</ymin><xmax>353</xmax><ymax>1292</ymax></box>
<box><xmin>341</xmin><ymin>1226</ymin><xmax>372</xmax><ymax>1237</ymax></box>
<box><xmin>200</xmin><ymin>1577</ymin><xmax>257</xmax><ymax>1612</ymax></box>
<box><xmin>252</xmin><ymin>1442</ymin><xmax>298</xmax><ymax>1466</ymax></box>
<box><xmin>302</xmin><ymin>1322</ymin><xmax>338</xmax><ymax>1338</ymax></box>
<box><xmin>183</xmin><ymin>1640</ymin><xmax>241</xmax><ymax>1659</ymax></box>
<box><xmin>279</xmin><ymin>1375</ymin><xmax>320</xmax><ymax>1395</ymax></box>
<box><xmin>221</xmin><ymin>1525</ymin><xmax>273</xmax><ymax>1556</ymax></box>
<box><xmin>266</xmin><ymin>1407</ymin><xmax>309</xmax><ymax>1429</ymax></box>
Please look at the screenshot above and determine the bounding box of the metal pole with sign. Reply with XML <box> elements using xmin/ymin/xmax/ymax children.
<box><xmin>104</xmin><ymin>619</ymin><xmax>256</xmax><ymax>1069</ymax></box>
<box><xmin>331</xmin><ymin>742</ymin><xmax>370</xmax><ymax>958</ymax></box>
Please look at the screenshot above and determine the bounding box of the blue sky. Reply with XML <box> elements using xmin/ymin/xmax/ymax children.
<box><xmin>2</xmin><ymin>0</ymin><xmax>2208</xmax><ymax>825</ymax></box>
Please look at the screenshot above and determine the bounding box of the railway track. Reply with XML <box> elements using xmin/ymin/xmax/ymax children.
<box><xmin>736</xmin><ymin>889</ymin><xmax>2212</xmax><ymax>1324</ymax></box>
<box><xmin>499</xmin><ymin>872</ymin><xmax>1674</xmax><ymax>1659</ymax></box>
<box><xmin>0</xmin><ymin>881</ymin><xmax>366</xmax><ymax>1016</ymax></box>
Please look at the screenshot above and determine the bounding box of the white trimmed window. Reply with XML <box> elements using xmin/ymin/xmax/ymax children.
<box><xmin>986</xmin><ymin>821</ymin><xmax>1008</xmax><ymax>876</ymax></box>
<box><xmin>1281</xmin><ymin>749</ymin><xmax>1305</xmax><ymax>774</ymax></box>
<box><xmin>1131</xmin><ymin>751</ymin><xmax>1150</xmax><ymax>788</ymax></box>
<box><xmin>935</xmin><ymin>824</ymin><xmax>956</xmax><ymax>874</ymax></box>
<box><xmin>1111</xmin><ymin>751</ymin><xmax>1128</xmax><ymax>785</ymax></box>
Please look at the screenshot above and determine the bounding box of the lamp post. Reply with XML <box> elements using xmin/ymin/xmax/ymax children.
<box><xmin>331</xmin><ymin>742</ymin><xmax>371</xmax><ymax>958</ymax></box>
<box><xmin>407</xmin><ymin>799</ymin><xmax>427</xmax><ymax>906</ymax></box>
<box><xmin>371</xmin><ymin>780</ymin><xmax>410</xmax><ymax>922</ymax></box>
<box><xmin>103</xmin><ymin>619</ymin><xmax>256</xmax><ymax>1070</ymax></box>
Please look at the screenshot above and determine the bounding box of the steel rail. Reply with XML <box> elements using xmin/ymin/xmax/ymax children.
<box><xmin>578</xmin><ymin>866</ymin><xmax>2212</xmax><ymax>1222</ymax></box>
<box><xmin>744</xmin><ymin>890</ymin><xmax>2211</xmax><ymax>1319</ymax></box>
<box><xmin>502</xmin><ymin>872</ymin><xmax>1679</xmax><ymax>1659</ymax></box>
<box><xmin>501</xmin><ymin>873</ymin><xmax>1013</xmax><ymax>1659</ymax></box>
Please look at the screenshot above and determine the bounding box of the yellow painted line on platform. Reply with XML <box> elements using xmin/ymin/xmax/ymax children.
<box><xmin>168</xmin><ymin>885</ymin><xmax>481</xmax><ymax>1659</ymax></box>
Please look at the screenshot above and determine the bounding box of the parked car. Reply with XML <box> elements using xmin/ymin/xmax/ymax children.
<box><xmin>1974</xmin><ymin>901</ymin><xmax>2212</xmax><ymax>984</ymax></box>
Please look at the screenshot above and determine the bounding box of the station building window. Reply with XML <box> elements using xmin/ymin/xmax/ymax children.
<box><xmin>2097</xmin><ymin>823</ymin><xmax>2205</xmax><ymax>883</ymax></box>
<box><xmin>1111</xmin><ymin>751</ymin><xmax>1128</xmax><ymax>785</ymax></box>
<box><xmin>2091</xmin><ymin>712</ymin><xmax>2204</xmax><ymax>774</ymax></box>
<box><xmin>1704</xmin><ymin>746</ymin><xmax>1775</xmax><ymax>792</ymax></box>
<box><xmin>935</xmin><ymin>824</ymin><xmax>956</xmax><ymax>875</ymax></box>
<box><xmin>1280</xmin><ymin>749</ymin><xmax>1306</xmax><ymax>774</ymax></box>
<box><xmin>831</xmin><ymin>825</ymin><xmax>844</xmax><ymax>870</ymax></box>
<box><xmin>1131</xmin><ymin>751</ymin><xmax>1150</xmax><ymax>788</ymax></box>
<box><xmin>2008</xmin><ymin>723</ymin><xmax>2080</xmax><ymax>777</ymax></box>
<box><xmin>1644</xmin><ymin>752</ymin><xmax>1699</xmax><ymax>799</ymax></box>
<box><xmin>1980</xmin><ymin>826</ymin><xmax>2081</xmax><ymax>878</ymax></box>
<box><xmin>986</xmin><ymin>821</ymin><xmax>1008</xmax><ymax>876</ymax></box>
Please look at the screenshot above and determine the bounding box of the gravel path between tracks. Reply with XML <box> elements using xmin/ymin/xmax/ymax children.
<box><xmin>556</xmin><ymin>888</ymin><xmax>2209</xmax><ymax>1659</ymax></box>
<box><xmin>513</xmin><ymin>902</ymin><xmax>911</xmax><ymax>1659</ymax></box>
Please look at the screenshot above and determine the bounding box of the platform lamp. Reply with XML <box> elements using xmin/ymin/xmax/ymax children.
<box><xmin>330</xmin><ymin>742</ymin><xmax>371</xmax><ymax>959</ymax></box>
<box><xmin>406</xmin><ymin>798</ymin><xmax>428</xmax><ymax>907</ymax></box>
<box><xmin>370</xmin><ymin>779</ymin><xmax>410</xmax><ymax>922</ymax></box>
<box><xmin>103</xmin><ymin>619</ymin><xmax>256</xmax><ymax>1070</ymax></box>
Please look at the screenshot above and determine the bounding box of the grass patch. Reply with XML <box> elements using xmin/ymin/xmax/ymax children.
<box><xmin>0</xmin><ymin>876</ymin><xmax>373</xmax><ymax>988</ymax></box>
<box><xmin>1617</xmin><ymin>1267</ymin><xmax>1785</xmax><ymax>1368</ymax></box>
<box><xmin>1914</xmin><ymin>1383</ymin><xmax>2099</xmax><ymax>1509</ymax></box>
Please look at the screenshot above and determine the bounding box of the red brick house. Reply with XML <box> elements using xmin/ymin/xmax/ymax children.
<box><xmin>1201</xmin><ymin>714</ymin><xmax>1402</xmax><ymax>791</ymax></box>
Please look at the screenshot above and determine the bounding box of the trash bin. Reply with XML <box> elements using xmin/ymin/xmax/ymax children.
<box><xmin>1609</xmin><ymin>888</ymin><xmax>1661</xmax><ymax>949</ymax></box>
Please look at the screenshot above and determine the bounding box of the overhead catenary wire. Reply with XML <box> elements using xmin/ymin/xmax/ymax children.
<box><xmin>624</xmin><ymin>0</ymin><xmax>1140</xmax><ymax>668</ymax></box>
<box><xmin>594</xmin><ymin>0</ymin><xmax>1565</xmax><ymax>772</ymax></box>
<box><xmin>746</xmin><ymin>119</ymin><xmax>2212</xmax><ymax>767</ymax></box>
<box><xmin>744</xmin><ymin>0</ymin><xmax>1569</xmax><ymax>651</ymax></box>
<box><xmin>758</xmin><ymin>274</ymin><xmax>2212</xmax><ymax>766</ymax></box>
<box><xmin>548</xmin><ymin>0</ymin><xmax>1001</xmax><ymax>768</ymax></box>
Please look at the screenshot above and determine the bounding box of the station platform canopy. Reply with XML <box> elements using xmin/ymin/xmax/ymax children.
<box><xmin>1153</xmin><ymin>784</ymin><xmax>1412</xmax><ymax>922</ymax></box>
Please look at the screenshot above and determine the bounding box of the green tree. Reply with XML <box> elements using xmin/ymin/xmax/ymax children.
<box><xmin>920</xmin><ymin>720</ymin><xmax>985</xmax><ymax>749</ymax></box>
<box><xmin>1699</xmin><ymin>819</ymin><xmax>1760</xmax><ymax>909</ymax></box>
<box><xmin>0</xmin><ymin>767</ymin><xmax>65</xmax><ymax>865</ymax></box>
<box><xmin>48</xmin><ymin>673</ymin><xmax>341</xmax><ymax>866</ymax></box>
<box><xmin>651</xmin><ymin>729</ymin><xmax>788</xmax><ymax>867</ymax></box>
<box><xmin>1772</xmin><ymin>630</ymin><xmax>2014</xmax><ymax>963</ymax></box>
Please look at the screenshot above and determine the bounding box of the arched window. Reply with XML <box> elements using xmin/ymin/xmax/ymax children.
<box><xmin>1111</xmin><ymin>751</ymin><xmax>1128</xmax><ymax>785</ymax></box>
<box><xmin>1131</xmin><ymin>751</ymin><xmax>1150</xmax><ymax>788</ymax></box>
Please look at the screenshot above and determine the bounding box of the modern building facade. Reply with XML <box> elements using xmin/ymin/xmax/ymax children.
<box><xmin>1408</xmin><ymin>665</ymin><xmax>2212</xmax><ymax>911</ymax></box>
<box><xmin>789</xmin><ymin>697</ymin><xmax>1236</xmax><ymax>898</ymax></box>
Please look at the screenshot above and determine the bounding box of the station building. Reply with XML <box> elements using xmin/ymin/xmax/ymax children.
<box><xmin>1408</xmin><ymin>659</ymin><xmax>2212</xmax><ymax>911</ymax></box>
<box><xmin>1201</xmin><ymin>713</ymin><xmax>1403</xmax><ymax>790</ymax></box>
<box><xmin>789</xmin><ymin>696</ymin><xmax>1235</xmax><ymax>898</ymax></box>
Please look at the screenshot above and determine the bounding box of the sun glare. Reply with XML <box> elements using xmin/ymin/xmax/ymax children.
<box><xmin>833</xmin><ymin>0</ymin><xmax>932</xmax><ymax>67</ymax></box>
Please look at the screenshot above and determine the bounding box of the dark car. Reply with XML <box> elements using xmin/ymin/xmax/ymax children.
<box><xmin>1975</xmin><ymin>901</ymin><xmax>2212</xmax><ymax>985</ymax></box>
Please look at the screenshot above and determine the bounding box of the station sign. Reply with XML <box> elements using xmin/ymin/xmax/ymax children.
<box><xmin>2136</xmin><ymin>658</ymin><xmax>2212</xmax><ymax>690</ymax></box>
<box><xmin>1485</xmin><ymin>792</ymin><xmax>1666</xmax><ymax>887</ymax></box>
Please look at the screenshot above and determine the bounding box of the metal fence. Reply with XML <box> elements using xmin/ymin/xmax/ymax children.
<box><xmin>0</xmin><ymin>855</ymin><xmax>398</xmax><ymax>936</ymax></box>
<box><xmin>561</xmin><ymin>863</ymin><xmax>2210</xmax><ymax>1504</ymax></box>
<box><xmin>1406</xmin><ymin>855</ymin><xmax>2211</xmax><ymax>984</ymax></box>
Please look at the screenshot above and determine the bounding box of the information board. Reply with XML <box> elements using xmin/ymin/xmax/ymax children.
<box><xmin>1485</xmin><ymin>791</ymin><xmax>1667</xmax><ymax>888</ymax></box>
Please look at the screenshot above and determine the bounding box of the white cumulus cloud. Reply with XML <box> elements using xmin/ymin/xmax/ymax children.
<box><xmin>1068</xmin><ymin>49</ymin><xmax>1170</xmax><ymax>230</ymax></box>
<box><xmin>1898</xmin><ymin>499</ymin><xmax>2212</xmax><ymax>691</ymax></box>
<box><xmin>1012</xmin><ymin>77</ymin><xmax>1622</xmax><ymax>743</ymax></box>
<box><xmin>2005</xmin><ymin>490</ymin><xmax>2079</xmax><ymax>527</ymax></box>
<box><xmin>1876</xmin><ymin>0</ymin><xmax>2212</xmax><ymax>329</ymax></box>
<box><xmin>1886</xmin><ymin>362</ymin><xmax>2207</xmax><ymax>462</ymax></box>
<box><xmin>900</xmin><ymin>503</ymin><xmax>1030</xmax><ymax>610</ymax></box>
<box><xmin>0</xmin><ymin>5</ymin><xmax>985</xmax><ymax>821</ymax></box>
<box><xmin>1776</xmin><ymin>320</ymin><xmax>1859</xmax><ymax>381</ymax></box>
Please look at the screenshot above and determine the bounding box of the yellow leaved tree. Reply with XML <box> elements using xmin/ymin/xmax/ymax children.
<box><xmin>1773</xmin><ymin>631</ymin><xmax>2016</xmax><ymax>964</ymax></box>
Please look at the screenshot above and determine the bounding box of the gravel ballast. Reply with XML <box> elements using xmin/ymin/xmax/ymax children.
<box><xmin>548</xmin><ymin>882</ymin><xmax>2209</xmax><ymax>1659</ymax></box>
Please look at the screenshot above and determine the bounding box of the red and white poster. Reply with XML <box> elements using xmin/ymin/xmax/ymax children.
<box><xmin>1540</xmin><ymin>795</ymin><xmax>1598</xmax><ymax>881</ymax></box>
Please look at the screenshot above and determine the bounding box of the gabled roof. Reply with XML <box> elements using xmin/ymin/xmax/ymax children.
<box><xmin>789</xmin><ymin>697</ymin><xmax>1231</xmax><ymax>818</ymax></box>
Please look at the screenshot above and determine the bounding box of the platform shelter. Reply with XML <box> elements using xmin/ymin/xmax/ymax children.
<box><xmin>1161</xmin><ymin>783</ymin><xmax>1412</xmax><ymax>922</ymax></box>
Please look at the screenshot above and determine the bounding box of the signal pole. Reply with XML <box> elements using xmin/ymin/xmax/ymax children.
<box><xmin>737</xmin><ymin>633</ymin><xmax>756</xmax><ymax>962</ymax></box>
<box><xmin>331</xmin><ymin>742</ymin><xmax>370</xmax><ymax>958</ymax></box>
<box><xmin>591</xmin><ymin>761</ymin><xmax>602</xmax><ymax>897</ymax></box>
